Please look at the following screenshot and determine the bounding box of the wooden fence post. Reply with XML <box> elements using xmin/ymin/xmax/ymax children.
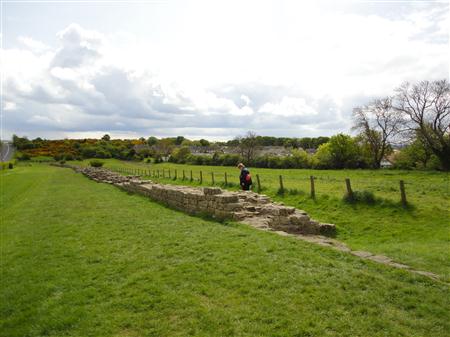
<box><xmin>279</xmin><ymin>175</ymin><xmax>284</xmax><ymax>194</ymax></box>
<box><xmin>157</xmin><ymin>169</ymin><xmax>160</xmax><ymax>178</ymax></box>
<box><xmin>190</xmin><ymin>170</ymin><xmax>193</xmax><ymax>182</ymax></box>
<box><xmin>256</xmin><ymin>174</ymin><xmax>261</xmax><ymax>193</ymax></box>
<box><xmin>182</xmin><ymin>170</ymin><xmax>185</xmax><ymax>180</ymax></box>
<box><xmin>400</xmin><ymin>180</ymin><xmax>407</xmax><ymax>206</ymax></box>
<box><xmin>174</xmin><ymin>169</ymin><xmax>177</xmax><ymax>180</ymax></box>
<box><xmin>162</xmin><ymin>169</ymin><xmax>165</xmax><ymax>178</ymax></box>
<box><xmin>310</xmin><ymin>176</ymin><xmax>315</xmax><ymax>199</ymax></box>
<box><xmin>211</xmin><ymin>172</ymin><xmax>215</xmax><ymax>185</ymax></box>
<box><xmin>199</xmin><ymin>171</ymin><xmax>203</xmax><ymax>184</ymax></box>
<box><xmin>345</xmin><ymin>178</ymin><xmax>353</xmax><ymax>199</ymax></box>
<box><xmin>224</xmin><ymin>172</ymin><xmax>228</xmax><ymax>186</ymax></box>
<box><xmin>168</xmin><ymin>169</ymin><xmax>171</xmax><ymax>179</ymax></box>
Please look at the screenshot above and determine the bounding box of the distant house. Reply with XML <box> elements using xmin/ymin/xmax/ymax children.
<box><xmin>380</xmin><ymin>152</ymin><xmax>397</xmax><ymax>168</ymax></box>
<box><xmin>257</xmin><ymin>146</ymin><xmax>292</xmax><ymax>157</ymax></box>
<box><xmin>380</xmin><ymin>159</ymin><xmax>393</xmax><ymax>168</ymax></box>
<box><xmin>189</xmin><ymin>146</ymin><xmax>217</xmax><ymax>156</ymax></box>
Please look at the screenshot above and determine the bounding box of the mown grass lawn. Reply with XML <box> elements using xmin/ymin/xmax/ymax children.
<box><xmin>0</xmin><ymin>164</ymin><xmax>449</xmax><ymax>337</ymax></box>
<box><xmin>74</xmin><ymin>159</ymin><xmax>450</xmax><ymax>280</ymax></box>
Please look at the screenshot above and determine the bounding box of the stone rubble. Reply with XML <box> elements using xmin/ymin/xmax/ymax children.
<box><xmin>71</xmin><ymin>166</ymin><xmax>335</xmax><ymax>236</ymax></box>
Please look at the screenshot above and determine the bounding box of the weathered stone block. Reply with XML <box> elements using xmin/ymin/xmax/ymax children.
<box><xmin>203</xmin><ymin>187</ymin><xmax>222</xmax><ymax>195</ymax></box>
<box><xmin>289</xmin><ymin>214</ymin><xmax>310</xmax><ymax>226</ymax></box>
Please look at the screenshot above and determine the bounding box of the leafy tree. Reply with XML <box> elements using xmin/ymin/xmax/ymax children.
<box><xmin>175</xmin><ymin>136</ymin><xmax>185</xmax><ymax>145</ymax></box>
<box><xmin>291</xmin><ymin>149</ymin><xmax>310</xmax><ymax>168</ymax></box>
<box><xmin>147</xmin><ymin>136</ymin><xmax>158</xmax><ymax>146</ymax></box>
<box><xmin>181</xmin><ymin>139</ymin><xmax>193</xmax><ymax>146</ymax></box>
<box><xmin>171</xmin><ymin>146</ymin><xmax>191</xmax><ymax>163</ymax></box>
<box><xmin>155</xmin><ymin>138</ymin><xmax>175</xmax><ymax>157</ymax></box>
<box><xmin>199</xmin><ymin>139</ymin><xmax>210</xmax><ymax>147</ymax></box>
<box><xmin>327</xmin><ymin>134</ymin><xmax>361</xmax><ymax>168</ymax></box>
<box><xmin>394</xmin><ymin>79</ymin><xmax>450</xmax><ymax>170</ymax></box>
<box><xmin>101</xmin><ymin>134</ymin><xmax>111</xmax><ymax>141</ymax></box>
<box><xmin>312</xmin><ymin>134</ymin><xmax>361</xmax><ymax>169</ymax></box>
<box><xmin>12</xmin><ymin>135</ymin><xmax>34</xmax><ymax>150</ymax></box>
<box><xmin>312</xmin><ymin>143</ymin><xmax>333</xmax><ymax>168</ymax></box>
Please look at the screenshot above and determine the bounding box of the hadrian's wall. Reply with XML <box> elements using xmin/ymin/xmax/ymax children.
<box><xmin>61</xmin><ymin>165</ymin><xmax>335</xmax><ymax>236</ymax></box>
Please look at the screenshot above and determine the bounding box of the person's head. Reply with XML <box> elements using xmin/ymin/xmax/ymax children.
<box><xmin>237</xmin><ymin>163</ymin><xmax>245</xmax><ymax>170</ymax></box>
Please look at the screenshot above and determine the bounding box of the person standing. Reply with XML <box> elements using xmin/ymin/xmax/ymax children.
<box><xmin>237</xmin><ymin>163</ymin><xmax>252</xmax><ymax>191</ymax></box>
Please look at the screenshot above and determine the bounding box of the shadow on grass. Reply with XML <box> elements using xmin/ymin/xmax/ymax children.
<box><xmin>274</xmin><ymin>188</ymin><xmax>416</xmax><ymax>213</ymax></box>
<box><xmin>341</xmin><ymin>190</ymin><xmax>416</xmax><ymax>212</ymax></box>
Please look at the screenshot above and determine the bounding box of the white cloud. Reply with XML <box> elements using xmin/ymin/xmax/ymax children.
<box><xmin>3</xmin><ymin>102</ymin><xmax>17</xmax><ymax>111</ymax></box>
<box><xmin>18</xmin><ymin>36</ymin><xmax>49</xmax><ymax>54</ymax></box>
<box><xmin>2</xmin><ymin>1</ymin><xmax>448</xmax><ymax>140</ymax></box>
<box><xmin>259</xmin><ymin>97</ymin><xmax>318</xmax><ymax>117</ymax></box>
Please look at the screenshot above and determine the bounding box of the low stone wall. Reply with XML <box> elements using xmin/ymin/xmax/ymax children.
<box><xmin>62</xmin><ymin>165</ymin><xmax>335</xmax><ymax>236</ymax></box>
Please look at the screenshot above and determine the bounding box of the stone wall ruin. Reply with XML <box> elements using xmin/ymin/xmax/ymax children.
<box><xmin>59</xmin><ymin>165</ymin><xmax>335</xmax><ymax>236</ymax></box>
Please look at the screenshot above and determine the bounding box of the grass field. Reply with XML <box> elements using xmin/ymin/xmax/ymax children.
<box><xmin>1</xmin><ymin>164</ymin><xmax>449</xmax><ymax>336</ymax></box>
<box><xmin>72</xmin><ymin>159</ymin><xmax>450</xmax><ymax>281</ymax></box>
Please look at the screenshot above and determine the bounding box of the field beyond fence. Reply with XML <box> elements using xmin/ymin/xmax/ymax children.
<box><xmin>74</xmin><ymin>160</ymin><xmax>446</xmax><ymax>206</ymax></box>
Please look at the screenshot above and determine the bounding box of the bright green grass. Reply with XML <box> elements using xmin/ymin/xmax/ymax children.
<box><xmin>73</xmin><ymin>159</ymin><xmax>450</xmax><ymax>280</ymax></box>
<box><xmin>1</xmin><ymin>164</ymin><xmax>449</xmax><ymax>337</ymax></box>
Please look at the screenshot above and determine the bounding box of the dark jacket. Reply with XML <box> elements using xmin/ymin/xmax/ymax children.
<box><xmin>240</xmin><ymin>167</ymin><xmax>252</xmax><ymax>189</ymax></box>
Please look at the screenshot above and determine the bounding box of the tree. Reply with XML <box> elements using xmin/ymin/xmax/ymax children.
<box><xmin>291</xmin><ymin>148</ymin><xmax>310</xmax><ymax>168</ymax></box>
<box><xmin>312</xmin><ymin>143</ymin><xmax>332</xmax><ymax>168</ymax></box>
<box><xmin>199</xmin><ymin>139</ymin><xmax>210</xmax><ymax>147</ymax></box>
<box><xmin>353</xmin><ymin>97</ymin><xmax>401</xmax><ymax>168</ymax></box>
<box><xmin>236</xmin><ymin>131</ymin><xmax>259</xmax><ymax>164</ymax></box>
<box><xmin>394</xmin><ymin>79</ymin><xmax>450</xmax><ymax>170</ymax></box>
<box><xmin>394</xmin><ymin>136</ymin><xmax>439</xmax><ymax>170</ymax></box>
<box><xmin>101</xmin><ymin>134</ymin><xmax>111</xmax><ymax>141</ymax></box>
<box><xmin>154</xmin><ymin>138</ymin><xmax>175</xmax><ymax>157</ymax></box>
<box><xmin>12</xmin><ymin>135</ymin><xmax>34</xmax><ymax>150</ymax></box>
<box><xmin>171</xmin><ymin>146</ymin><xmax>191</xmax><ymax>163</ymax></box>
<box><xmin>147</xmin><ymin>136</ymin><xmax>158</xmax><ymax>146</ymax></box>
<box><xmin>175</xmin><ymin>136</ymin><xmax>186</xmax><ymax>145</ymax></box>
<box><xmin>316</xmin><ymin>134</ymin><xmax>361</xmax><ymax>169</ymax></box>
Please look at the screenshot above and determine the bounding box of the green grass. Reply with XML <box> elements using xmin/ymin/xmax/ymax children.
<box><xmin>1</xmin><ymin>164</ymin><xmax>449</xmax><ymax>337</ymax></box>
<box><xmin>72</xmin><ymin>159</ymin><xmax>450</xmax><ymax>281</ymax></box>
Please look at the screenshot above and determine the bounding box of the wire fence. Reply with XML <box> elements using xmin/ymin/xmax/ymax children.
<box><xmin>104</xmin><ymin>165</ymin><xmax>446</xmax><ymax>207</ymax></box>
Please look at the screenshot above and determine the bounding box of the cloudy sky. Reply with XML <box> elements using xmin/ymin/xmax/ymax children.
<box><xmin>1</xmin><ymin>0</ymin><xmax>448</xmax><ymax>140</ymax></box>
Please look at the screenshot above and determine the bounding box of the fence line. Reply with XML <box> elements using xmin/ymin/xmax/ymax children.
<box><xmin>108</xmin><ymin>165</ymin><xmax>414</xmax><ymax>205</ymax></box>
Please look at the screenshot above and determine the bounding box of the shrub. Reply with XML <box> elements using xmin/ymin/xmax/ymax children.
<box><xmin>89</xmin><ymin>160</ymin><xmax>104</xmax><ymax>167</ymax></box>
<box><xmin>18</xmin><ymin>153</ymin><xmax>31</xmax><ymax>161</ymax></box>
<box><xmin>343</xmin><ymin>190</ymin><xmax>376</xmax><ymax>204</ymax></box>
<box><xmin>8</xmin><ymin>163</ymin><xmax>14</xmax><ymax>169</ymax></box>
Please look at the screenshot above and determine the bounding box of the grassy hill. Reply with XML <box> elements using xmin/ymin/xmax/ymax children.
<box><xmin>1</xmin><ymin>164</ymin><xmax>449</xmax><ymax>337</ymax></box>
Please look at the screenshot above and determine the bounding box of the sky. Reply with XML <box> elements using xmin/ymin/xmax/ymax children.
<box><xmin>1</xmin><ymin>0</ymin><xmax>449</xmax><ymax>140</ymax></box>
